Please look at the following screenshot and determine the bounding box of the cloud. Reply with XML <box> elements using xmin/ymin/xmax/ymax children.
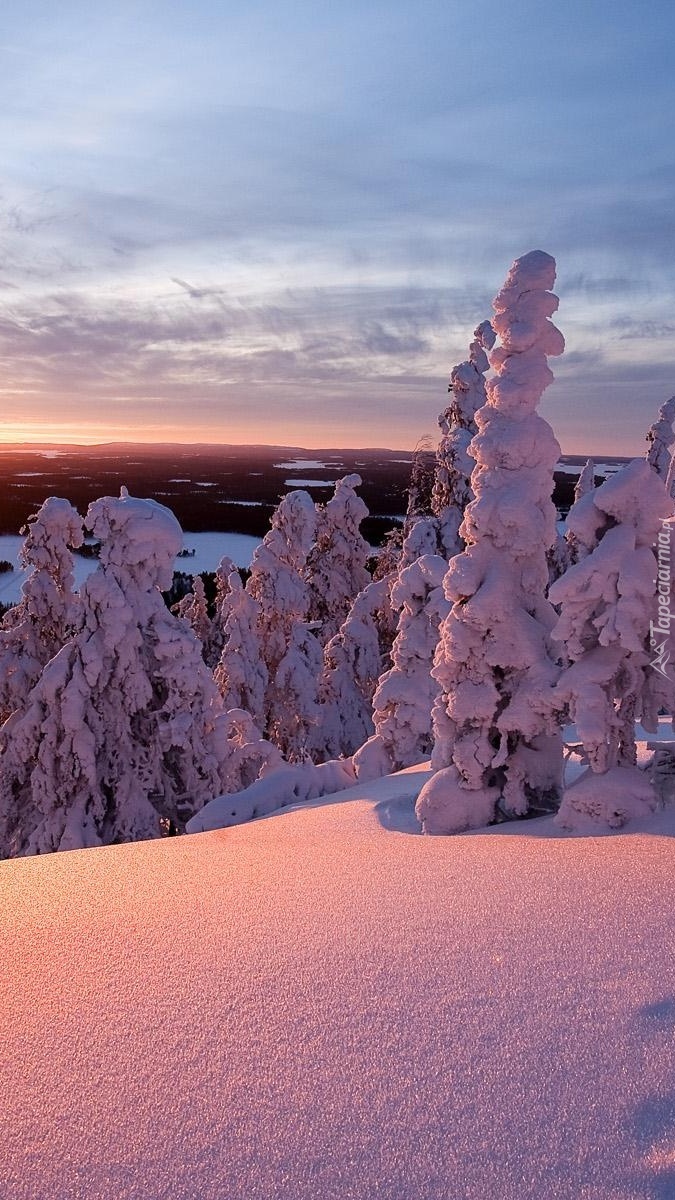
<box><xmin>0</xmin><ymin>282</ymin><xmax>458</xmax><ymax>414</ymax></box>
<box><xmin>610</xmin><ymin>318</ymin><xmax>675</xmax><ymax>340</ymax></box>
<box><xmin>170</xmin><ymin>278</ymin><xmax>229</xmax><ymax>301</ymax></box>
<box><xmin>0</xmin><ymin>0</ymin><xmax>674</xmax><ymax>450</ymax></box>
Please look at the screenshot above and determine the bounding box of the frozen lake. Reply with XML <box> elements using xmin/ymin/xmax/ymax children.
<box><xmin>0</xmin><ymin>531</ymin><xmax>261</xmax><ymax>607</ymax></box>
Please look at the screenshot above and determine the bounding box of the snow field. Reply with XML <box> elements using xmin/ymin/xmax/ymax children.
<box><xmin>2</xmin><ymin>772</ymin><xmax>675</xmax><ymax>1200</ymax></box>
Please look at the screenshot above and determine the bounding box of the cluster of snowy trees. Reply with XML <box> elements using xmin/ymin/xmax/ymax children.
<box><xmin>1</xmin><ymin>249</ymin><xmax>673</xmax><ymax>857</ymax></box>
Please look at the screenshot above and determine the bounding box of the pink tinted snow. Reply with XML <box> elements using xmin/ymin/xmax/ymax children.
<box><xmin>2</xmin><ymin>778</ymin><xmax>675</xmax><ymax>1200</ymax></box>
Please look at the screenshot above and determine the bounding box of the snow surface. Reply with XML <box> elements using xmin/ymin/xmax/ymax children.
<box><xmin>2</xmin><ymin>768</ymin><xmax>675</xmax><ymax>1200</ymax></box>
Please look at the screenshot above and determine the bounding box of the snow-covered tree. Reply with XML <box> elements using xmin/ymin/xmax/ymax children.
<box><xmin>0</xmin><ymin>497</ymin><xmax>83</xmax><ymax>723</ymax></box>
<box><xmin>646</xmin><ymin>395</ymin><xmax>675</xmax><ymax>482</ymax></box>
<box><xmin>405</xmin><ymin>438</ymin><xmax>436</xmax><ymax>527</ymax></box>
<box><xmin>432</xmin><ymin>321</ymin><xmax>495</xmax><ymax>558</ymax></box>
<box><xmin>559</xmin><ymin>458</ymin><xmax>597</xmax><ymax>568</ymax></box>
<box><xmin>213</xmin><ymin>566</ymin><xmax>268</xmax><ymax>727</ymax></box>
<box><xmin>220</xmin><ymin>708</ymin><xmax>283</xmax><ymax>794</ymax></box>
<box><xmin>248</xmin><ymin>490</ymin><xmax>316</xmax><ymax>663</ymax></box>
<box><xmin>0</xmin><ymin>491</ymin><xmax>227</xmax><ymax>857</ymax></box>
<box><xmin>373</xmin><ymin>526</ymin><xmax>403</xmax><ymax>581</ymax></box>
<box><xmin>354</xmin><ymin>326</ymin><xmax>497</xmax><ymax>779</ymax></box>
<box><xmin>306</xmin><ymin>474</ymin><xmax>371</xmax><ymax>644</ymax></box>
<box><xmin>417</xmin><ymin>250</ymin><xmax>565</xmax><ymax>835</ymax></box>
<box><xmin>315</xmin><ymin>575</ymin><xmax>393</xmax><ymax>759</ymax></box>
<box><xmin>550</xmin><ymin>459</ymin><xmax>672</xmax><ymax>829</ymax></box>
<box><xmin>173</xmin><ymin>574</ymin><xmax>211</xmax><ymax>649</ymax></box>
<box><xmin>247</xmin><ymin>490</ymin><xmax>322</xmax><ymax>757</ymax></box>
<box><xmin>399</xmin><ymin>515</ymin><xmax>440</xmax><ymax>567</ymax></box>
<box><xmin>268</xmin><ymin>623</ymin><xmax>323</xmax><ymax>761</ymax></box>
<box><xmin>666</xmin><ymin>453</ymin><xmax>675</xmax><ymax>504</ymax></box>
<box><xmin>574</xmin><ymin>458</ymin><xmax>596</xmax><ymax>504</ymax></box>
<box><xmin>354</xmin><ymin>554</ymin><xmax>449</xmax><ymax>779</ymax></box>
<box><xmin>205</xmin><ymin>555</ymin><xmax>238</xmax><ymax>667</ymax></box>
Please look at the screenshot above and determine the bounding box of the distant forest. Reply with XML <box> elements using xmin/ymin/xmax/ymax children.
<box><xmin>0</xmin><ymin>443</ymin><xmax>630</xmax><ymax>538</ymax></box>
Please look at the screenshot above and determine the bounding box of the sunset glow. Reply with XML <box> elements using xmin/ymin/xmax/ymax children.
<box><xmin>0</xmin><ymin>2</ymin><xmax>673</xmax><ymax>453</ymax></box>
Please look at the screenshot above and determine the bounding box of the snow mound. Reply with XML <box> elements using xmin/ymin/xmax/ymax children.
<box><xmin>186</xmin><ymin>757</ymin><xmax>358</xmax><ymax>832</ymax></box>
<box><xmin>415</xmin><ymin>764</ymin><xmax>499</xmax><ymax>833</ymax></box>
<box><xmin>555</xmin><ymin>765</ymin><xmax>658</xmax><ymax>833</ymax></box>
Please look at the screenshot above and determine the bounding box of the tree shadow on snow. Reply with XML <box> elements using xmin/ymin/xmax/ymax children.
<box><xmin>627</xmin><ymin>1091</ymin><xmax>675</xmax><ymax>1200</ymax></box>
<box><xmin>635</xmin><ymin>998</ymin><xmax>675</xmax><ymax>1028</ymax></box>
<box><xmin>374</xmin><ymin>795</ymin><xmax>422</xmax><ymax>835</ymax></box>
<box><xmin>623</xmin><ymin>1001</ymin><xmax>675</xmax><ymax>1199</ymax></box>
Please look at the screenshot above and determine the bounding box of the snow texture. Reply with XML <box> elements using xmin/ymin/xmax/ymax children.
<box><xmin>187</xmin><ymin>755</ymin><xmax>357</xmax><ymax>831</ymax></box>
<box><xmin>555</xmin><ymin>764</ymin><xmax>657</xmax><ymax>832</ymax></box>
<box><xmin>3</xmin><ymin>773</ymin><xmax>675</xmax><ymax>1200</ymax></box>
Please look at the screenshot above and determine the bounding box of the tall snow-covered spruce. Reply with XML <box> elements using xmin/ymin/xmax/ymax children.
<box><xmin>417</xmin><ymin>251</ymin><xmax>565</xmax><ymax>835</ymax></box>
<box><xmin>173</xmin><ymin>574</ymin><xmax>211</xmax><ymax>650</ymax></box>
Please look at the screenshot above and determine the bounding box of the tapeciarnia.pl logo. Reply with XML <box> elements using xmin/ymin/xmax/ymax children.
<box><xmin>650</xmin><ymin>518</ymin><xmax>673</xmax><ymax>677</ymax></box>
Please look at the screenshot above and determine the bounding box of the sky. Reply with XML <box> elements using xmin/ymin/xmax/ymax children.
<box><xmin>0</xmin><ymin>0</ymin><xmax>673</xmax><ymax>452</ymax></box>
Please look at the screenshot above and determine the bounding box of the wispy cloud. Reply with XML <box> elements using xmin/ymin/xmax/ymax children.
<box><xmin>0</xmin><ymin>1</ymin><xmax>674</xmax><ymax>448</ymax></box>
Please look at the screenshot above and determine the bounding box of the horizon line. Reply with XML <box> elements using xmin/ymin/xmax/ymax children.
<box><xmin>0</xmin><ymin>438</ymin><xmax>634</xmax><ymax>461</ymax></box>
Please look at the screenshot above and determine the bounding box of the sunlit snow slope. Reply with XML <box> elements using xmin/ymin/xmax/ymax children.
<box><xmin>2</xmin><ymin>768</ymin><xmax>675</xmax><ymax>1200</ymax></box>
